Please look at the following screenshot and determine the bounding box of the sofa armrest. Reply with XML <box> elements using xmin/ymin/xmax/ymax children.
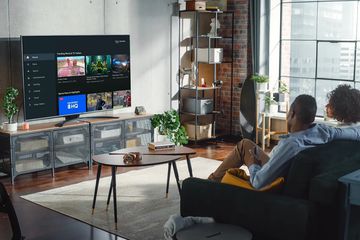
<box><xmin>181</xmin><ymin>178</ymin><xmax>318</xmax><ymax>240</ymax></box>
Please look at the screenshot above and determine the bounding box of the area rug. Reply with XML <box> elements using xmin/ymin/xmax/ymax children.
<box><xmin>21</xmin><ymin>157</ymin><xmax>221</xmax><ymax>240</ymax></box>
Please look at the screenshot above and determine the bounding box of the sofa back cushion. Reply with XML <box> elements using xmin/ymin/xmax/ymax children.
<box><xmin>283</xmin><ymin>140</ymin><xmax>360</xmax><ymax>200</ymax></box>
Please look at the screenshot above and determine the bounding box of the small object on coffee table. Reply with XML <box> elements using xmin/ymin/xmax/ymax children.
<box><xmin>148</xmin><ymin>141</ymin><xmax>175</xmax><ymax>150</ymax></box>
<box><xmin>123</xmin><ymin>152</ymin><xmax>142</xmax><ymax>164</ymax></box>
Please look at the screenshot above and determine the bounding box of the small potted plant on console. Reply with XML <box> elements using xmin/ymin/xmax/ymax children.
<box><xmin>151</xmin><ymin>109</ymin><xmax>188</xmax><ymax>145</ymax></box>
<box><xmin>2</xmin><ymin>87</ymin><xmax>19</xmax><ymax>132</ymax></box>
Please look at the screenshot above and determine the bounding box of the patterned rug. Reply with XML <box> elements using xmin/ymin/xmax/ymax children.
<box><xmin>21</xmin><ymin>157</ymin><xmax>221</xmax><ymax>240</ymax></box>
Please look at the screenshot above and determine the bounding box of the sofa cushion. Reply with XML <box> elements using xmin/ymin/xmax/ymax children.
<box><xmin>309</xmin><ymin>159</ymin><xmax>360</xmax><ymax>206</ymax></box>
<box><xmin>181</xmin><ymin>178</ymin><xmax>318</xmax><ymax>240</ymax></box>
<box><xmin>283</xmin><ymin>140</ymin><xmax>360</xmax><ymax>199</ymax></box>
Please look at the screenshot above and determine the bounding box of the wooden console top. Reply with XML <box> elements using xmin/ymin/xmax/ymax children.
<box><xmin>0</xmin><ymin>113</ymin><xmax>152</xmax><ymax>136</ymax></box>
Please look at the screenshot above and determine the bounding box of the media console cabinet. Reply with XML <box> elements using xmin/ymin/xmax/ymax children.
<box><xmin>0</xmin><ymin>113</ymin><xmax>153</xmax><ymax>184</ymax></box>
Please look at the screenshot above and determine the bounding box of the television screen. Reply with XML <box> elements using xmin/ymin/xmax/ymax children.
<box><xmin>21</xmin><ymin>35</ymin><xmax>131</xmax><ymax>121</ymax></box>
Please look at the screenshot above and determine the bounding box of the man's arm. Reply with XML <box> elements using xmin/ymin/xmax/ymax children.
<box><xmin>248</xmin><ymin>141</ymin><xmax>299</xmax><ymax>189</ymax></box>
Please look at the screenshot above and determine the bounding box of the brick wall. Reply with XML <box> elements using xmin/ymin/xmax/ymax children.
<box><xmin>216</xmin><ymin>0</ymin><xmax>252</xmax><ymax>136</ymax></box>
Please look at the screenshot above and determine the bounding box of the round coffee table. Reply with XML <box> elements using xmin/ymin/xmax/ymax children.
<box><xmin>110</xmin><ymin>146</ymin><xmax>196</xmax><ymax>197</ymax></box>
<box><xmin>91</xmin><ymin>154</ymin><xmax>181</xmax><ymax>225</ymax></box>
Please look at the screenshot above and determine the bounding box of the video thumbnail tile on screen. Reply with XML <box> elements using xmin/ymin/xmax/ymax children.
<box><xmin>58</xmin><ymin>94</ymin><xmax>86</xmax><ymax>116</ymax></box>
<box><xmin>113</xmin><ymin>90</ymin><xmax>131</xmax><ymax>108</ymax></box>
<box><xmin>87</xmin><ymin>92</ymin><xmax>113</xmax><ymax>112</ymax></box>
<box><xmin>86</xmin><ymin>55</ymin><xmax>111</xmax><ymax>76</ymax></box>
<box><xmin>57</xmin><ymin>56</ymin><xmax>85</xmax><ymax>78</ymax></box>
<box><xmin>112</xmin><ymin>54</ymin><xmax>130</xmax><ymax>75</ymax></box>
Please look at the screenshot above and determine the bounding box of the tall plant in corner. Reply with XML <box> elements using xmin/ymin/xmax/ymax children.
<box><xmin>151</xmin><ymin>110</ymin><xmax>188</xmax><ymax>145</ymax></box>
<box><xmin>2</xmin><ymin>87</ymin><xmax>19</xmax><ymax>131</ymax></box>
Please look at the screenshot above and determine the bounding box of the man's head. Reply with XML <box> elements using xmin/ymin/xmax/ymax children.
<box><xmin>287</xmin><ymin>94</ymin><xmax>317</xmax><ymax>132</ymax></box>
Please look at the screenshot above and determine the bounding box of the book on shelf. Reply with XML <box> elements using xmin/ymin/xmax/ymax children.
<box><xmin>148</xmin><ymin>141</ymin><xmax>175</xmax><ymax>150</ymax></box>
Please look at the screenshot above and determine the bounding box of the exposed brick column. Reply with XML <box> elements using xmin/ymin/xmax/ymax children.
<box><xmin>216</xmin><ymin>0</ymin><xmax>251</xmax><ymax>137</ymax></box>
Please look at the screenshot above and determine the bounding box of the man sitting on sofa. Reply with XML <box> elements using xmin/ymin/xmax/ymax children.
<box><xmin>208</xmin><ymin>94</ymin><xmax>360</xmax><ymax>189</ymax></box>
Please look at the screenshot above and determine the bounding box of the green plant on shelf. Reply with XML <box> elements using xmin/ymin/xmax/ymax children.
<box><xmin>151</xmin><ymin>110</ymin><xmax>188</xmax><ymax>145</ymax></box>
<box><xmin>279</xmin><ymin>80</ymin><xmax>289</xmax><ymax>93</ymax></box>
<box><xmin>264</xmin><ymin>95</ymin><xmax>277</xmax><ymax>107</ymax></box>
<box><xmin>2</xmin><ymin>87</ymin><xmax>19</xmax><ymax>124</ymax></box>
<box><xmin>251</xmin><ymin>74</ymin><xmax>269</xmax><ymax>83</ymax></box>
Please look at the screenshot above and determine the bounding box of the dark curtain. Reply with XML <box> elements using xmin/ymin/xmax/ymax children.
<box><xmin>239</xmin><ymin>0</ymin><xmax>270</xmax><ymax>140</ymax></box>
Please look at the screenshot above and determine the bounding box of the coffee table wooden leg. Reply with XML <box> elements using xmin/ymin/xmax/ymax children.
<box><xmin>165</xmin><ymin>162</ymin><xmax>171</xmax><ymax>198</ymax></box>
<box><xmin>186</xmin><ymin>155</ymin><xmax>193</xmax><ymax>177</ymax></box>
<box><xmin>106</xmin><ymin>167</ymin><xmax>116</xmax><ymax>210</ymax></box>
<box><xmin>92</xmin><ymin>163</ymin><xmax>102</xmax><ymax>214</ymax></box>
<box><xmin>111</xmin><ymin>166</ymin><xmax>118</xmax><ymax>227</ymax></box>
<box><xmin>171</xmin><ymin>161</ymin><xmax>181</xmax><ymax>194</ymax></box>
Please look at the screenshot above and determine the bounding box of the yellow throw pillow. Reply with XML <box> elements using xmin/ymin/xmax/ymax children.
<box><xmin>221</xmin><ymin>168</ymin><xmax>284</xmax><ymax>192</ymax></box>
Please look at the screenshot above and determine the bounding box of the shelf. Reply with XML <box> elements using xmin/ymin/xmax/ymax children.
<box><xmin>181</xmin><ymin>111</ymin><xmax>221</xmax><ymax>116</ymax></box>
<box><xmin>54</xmin><ymin>141</ymin><xmax>86</xmax><ymax>149</ymax></box>
<box><xmin>181</xmin><ymin>86</ymin><xmax>221</xmax><ymax>90</ymax></box>
<box><xmin>55</xmin><ymin>159</ymin><xmax>87</xmax><ymax>168</ymax></box>
<box><xmin>15</xmin><ymin>159</ymin><xmax>51</xmax><ymax>173</ymax></box>
<box><xmin>191</xmin><ymin>35</ymin><xmax>233</xmax><ymax>40</ymax></box>
<box><xmin>125</xmin><ymin>129</ymin><xmax>152</xmax><ymax>138</ymax></box>
<box><xmin>15</xmin><ymin>147</ymin><xmax>50</xmax><ymax>156</ymax></box>
<box><xmin>93</xmin><ymin>135</ymin><xmax>122</xmax><ymax>143</ymax></box>
<box><xmin>178</xmin><ymin>8</ymin><xmax>233</xmax><ymax>142</ymax></box>
<box><xmin>180</xmin><ymin>10</ymin><xmax>225</xmax><ymax>14</ymax></box>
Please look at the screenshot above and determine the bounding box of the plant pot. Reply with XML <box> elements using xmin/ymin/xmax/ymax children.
<box><xmin>278</xmin><ymin>93</ymin><xmax>287</xmax><ymax>103</ymax></box>
<box><xmin>270</xmin><ymin>104</ymin><xmax>278</xmax><ymax>114</ymax></box>
<box><xmin>256</xmin><ymin>83</ymin><xmax>267</xmax><ymax>92</ymax></box>
<box><xmin>3</xmin><ymin>122</ymin><xmax>18</xmax><ymax>132</ymax></box>
<box><xmin>154</xmin><ymin>128</ymin><xmax>170</xmax><ymax>142</ymax></box>
<box><xmin>266</xmin><ymin>104</ymin><xmax>278</xmax><ymax>114</ymax></box>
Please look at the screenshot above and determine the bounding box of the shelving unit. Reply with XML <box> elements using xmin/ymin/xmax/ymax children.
<box><xmin>255</xmin><ymin>89</ymin><xmax>288</xmax><ymax>150</ymax></box>
<box><xmin>178</xmin><ymin>10</ymin><xmax>234</xmax><ymax>142</ymax></box>
<box><xmin>0</xmin><ymin>113</ymin><xmax>154</xmax><ymax>183</ymax></box>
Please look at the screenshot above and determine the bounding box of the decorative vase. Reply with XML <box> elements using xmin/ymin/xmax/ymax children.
<box><xmin>256</xmin><ymin>83</ymin><xmax>267</xmax><ymax>92</ymax></box>
<box><xmin>3</xmin><ymin>122</ymin><xmax>18</xmax><ymax>132</ymax></box>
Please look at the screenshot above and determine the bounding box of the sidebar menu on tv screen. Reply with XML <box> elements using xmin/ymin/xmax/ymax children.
<box><xmin>22</xmin><ymin>35</ymin><xmax>131</xmax><ymax>121</ymax></box>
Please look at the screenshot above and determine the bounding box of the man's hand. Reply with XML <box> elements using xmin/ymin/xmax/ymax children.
<box><xmin>245</xmin><ymin>147</ymin><xmax>262</xmax><ymax>167</ymax></box>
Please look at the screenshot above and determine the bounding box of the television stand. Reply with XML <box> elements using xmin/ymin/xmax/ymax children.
<box><xmin>55</xmin><ymin>115</ymin><xmax>119</xmax><ymax>127</ymax></box>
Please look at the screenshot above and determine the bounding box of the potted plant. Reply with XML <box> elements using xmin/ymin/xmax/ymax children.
<box><xmin>251</xmin><ymin>74</ymin><xmax>269</xmax><ymax>92</ymax></box>
<box><xmin>151</xmin><ymin>110</ymin><xmax>188</xmax><ymax>145</ymax></box>
<box><xmin>2</xmin><ymin>87</ymin><xmax>19</xmax><ymax>132</ymax></box>
<box><xmin>264</xmin><ymin>94</ymin><xmax>278</xmax><ymax>114</ymax></box>
<box><xmin>278</xmin><ymin>80</ymin><xmax>288</xmax><ymax>103</ymax></box>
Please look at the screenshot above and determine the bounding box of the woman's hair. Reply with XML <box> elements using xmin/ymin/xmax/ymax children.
<box><xmin>327</xmin><ymin>84</ymin><xmax>360</xmax><ymax>123</ymax></box>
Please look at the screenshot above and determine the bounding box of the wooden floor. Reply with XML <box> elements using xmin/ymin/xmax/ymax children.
<box><xmin>0</xmin><ymin>138</ymin><xmax>238</xmax><ymax>240</ymax></box>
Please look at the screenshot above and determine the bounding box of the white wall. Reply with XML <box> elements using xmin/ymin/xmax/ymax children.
<box><xmin>9</xmin><ymin>0</ymin><xmax>104</xmax><ymax>36</ymax></box>
<box><xmin>105</xmin><ymin>0</ymin><xmax>177</xmax><ymax>114</ymax></box>
<box><xmin>0</xmin><ymin>0</ymin><xmax>9</xmax><ymax>38</ymax></box>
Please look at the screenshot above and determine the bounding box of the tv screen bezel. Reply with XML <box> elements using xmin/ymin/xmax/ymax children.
<box><xmin>21</xmin><ymin>34</ymin><xmax>131</xmax><ymax>122</ymax></box>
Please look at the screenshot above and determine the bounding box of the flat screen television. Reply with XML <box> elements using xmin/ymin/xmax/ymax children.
<box><xmin>21</xmin><ymin>35</ymin><xmax>131</xmax><ymax>123</ymax></box>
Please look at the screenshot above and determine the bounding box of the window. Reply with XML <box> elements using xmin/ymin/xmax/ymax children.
<box><xmin>280</xmin><ymin>0</ymin><xmax>359</xmax><ymax>116</ymax></box>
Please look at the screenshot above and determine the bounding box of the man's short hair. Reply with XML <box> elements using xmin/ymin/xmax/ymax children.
<box><xmin>291</xmin><ymin>94</ymin><xmax>317</xmax><ymax>124</ymax></box>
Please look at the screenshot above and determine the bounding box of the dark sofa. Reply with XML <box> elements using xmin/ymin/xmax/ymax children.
<box><xmin>180</xmin><ymin>140</ymin><xmax>360</xmax><ymax>240</ymax></box>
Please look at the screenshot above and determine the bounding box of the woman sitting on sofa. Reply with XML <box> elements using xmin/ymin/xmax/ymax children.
<box><xmin>326</xmin><ymin>84</ymin><xmax>360</xmax><ymax>125</ymax></box>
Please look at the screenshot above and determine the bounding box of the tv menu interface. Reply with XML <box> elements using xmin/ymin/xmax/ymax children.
<box><xmin>22</xmin><ymin>35</ymin><xmax>131</xmax><ymax>120</ymax></box>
